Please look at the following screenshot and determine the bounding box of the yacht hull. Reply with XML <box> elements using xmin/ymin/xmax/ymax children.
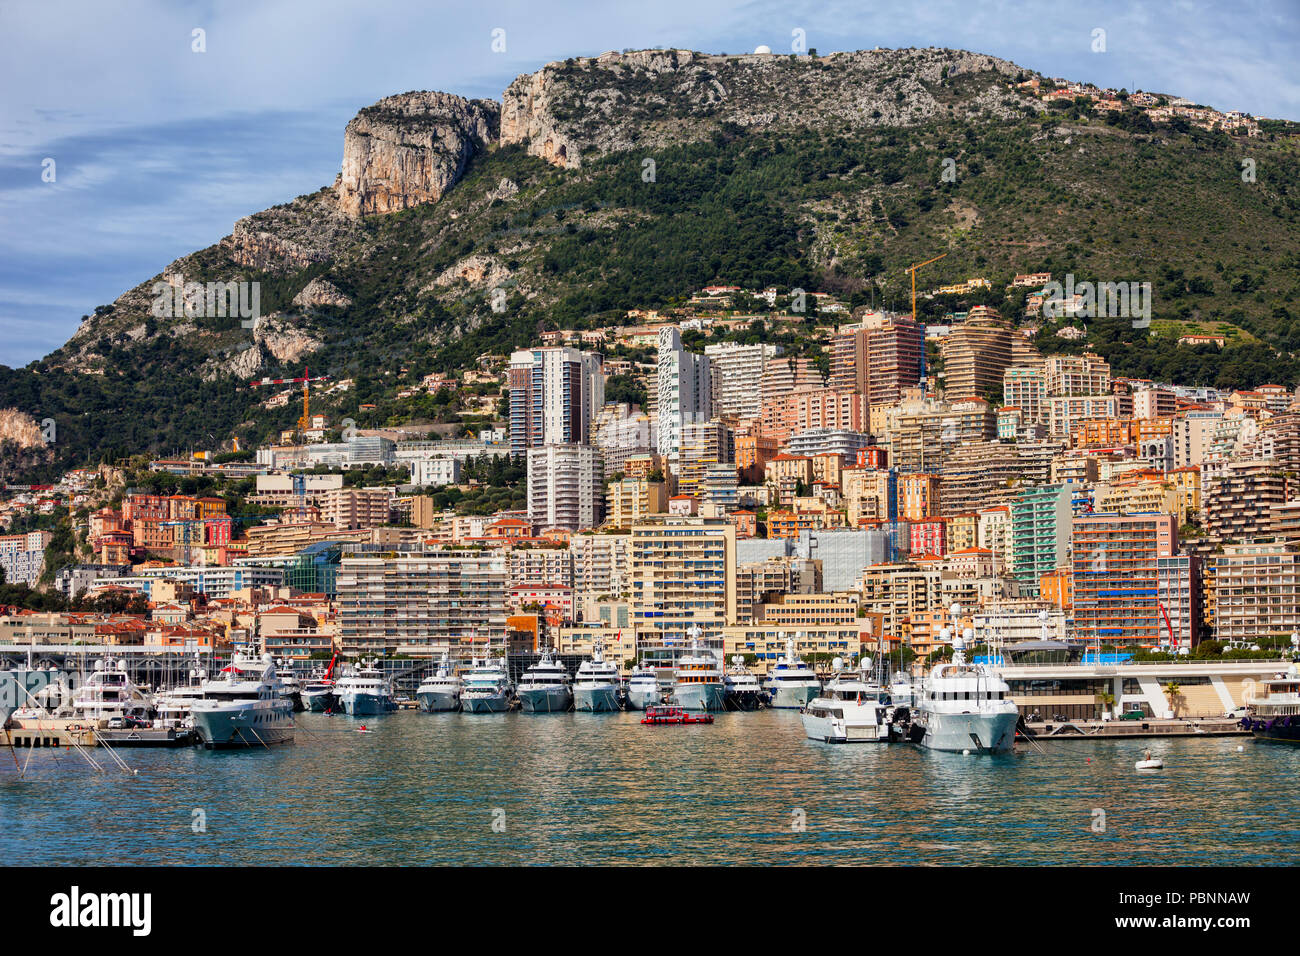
<box><xmin>725</xmin><ymin>690</ymin><xmax>764</xmax><ymax>711</ymax></box>
<box><xmin>625</xmin><ymin>687</ymin><xmax>661</xmax><ymax>711</ymax></box>
<box><xmin>768</xmin><ymin>683</ymin><xmax>820</xmax><ymax>709</ymax></box>
<box><xmin>573</xmin><ymin>686</ymin><xmax>620</xmax><ymax>712</ymax></box>
<box><xmin>518</xmin><ymin>687</ymin><xmax>573</xmax><ymax>713</ymax></box>
<box><xmin>416</xmin><ymin>690</ymin><xmax>460</xmax><ymax>712</ymax></box>
<box><xmin>462</xmin><ymin>694</ymin><xmax>511</xmax><ymax>714</ymax></box>
<box><xmin>800</xmin><ymin>709</ymin><xmax>890</xmax><ymax>743</ymax></box>
<box><xmin>672</xmin><ymin>683</ymin><xmax>725</xmax><ymax>712</ymax></box>
<box><xmin>341</xmin><ymin>692</ymin><xmax>397</xmax><ymax>716</ymax></box>
<box><xmin>192</xmin><ymin>702</ymin><xmax>294</xmax><ymax>749</ymax></box>
<box><xmin>916</xmin><ymin>710</ymin><xmax>1018</xmax><ymax>753</ymax></box>
<box><xmin>301</xmin><ymin>689</ymin><xmax>338</xmax><ymax>713</ymax></box>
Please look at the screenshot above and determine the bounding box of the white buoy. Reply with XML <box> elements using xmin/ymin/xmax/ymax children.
<box><xmin>1237</xmin><ymin>745</ymin><xmax>1244</xmax><ymax>752</ymax></box>
<box><xmin>962</xmin><ymin>748</ymin><xmax>971</xmax><ymax>755</ymax></box>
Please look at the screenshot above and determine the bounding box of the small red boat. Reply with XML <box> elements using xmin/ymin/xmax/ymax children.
<box><xmin>641</xmin><ymin>705</ymin><xmax>714</xmax><ymax>725</ymax></box>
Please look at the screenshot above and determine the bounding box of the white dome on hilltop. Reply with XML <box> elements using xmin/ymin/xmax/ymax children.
<box><xmin>753</xmin><ymin>44</ymin><xmax>772</xmax><ymax>54</ymax></box>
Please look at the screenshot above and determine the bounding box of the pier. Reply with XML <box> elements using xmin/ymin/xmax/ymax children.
<box><xmin>1024</xmin><ymin>717</ymin><xmax>1247</xmax><ymax>740</ymax></box>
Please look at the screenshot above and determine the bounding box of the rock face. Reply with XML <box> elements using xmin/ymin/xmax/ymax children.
<box><xmin>223</xmin><ymin>190</ymin><xmax>361</xmax><ymax>274</ymax></box>
<box><xmin>337</xmin><ymin>91</ymin><xmax>500</xmax><ymax>217</ymax></box>
<box><xmin>500</xmin><ymin>47</ymin><xmax>1030</xmax><ymax>169</ymax></box>
<box><xmin>292</xmin><ymin>277</ymin><xmax>352</xmax><ymax>310</ymax></box>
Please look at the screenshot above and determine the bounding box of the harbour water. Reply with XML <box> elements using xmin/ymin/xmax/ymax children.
<box><xmin>3</xmin><ymin>710</ymin><xmax>1295</xmax><ymax>865</ymax></box>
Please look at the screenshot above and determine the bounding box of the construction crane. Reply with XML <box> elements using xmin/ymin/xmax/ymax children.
<box><xmin>252</xmin><ymin>366</ymin><xmax>330</xmax><ymax>434</ymax></box>
<box><xmin>905</xmin><ymin>253</ymin><xmax>948</xmax><ymax>389</ymax></box>
<box><xmin>906</xmin><ymin>253</ymin><xmax>948</xmax><ymax>324</ymax></box>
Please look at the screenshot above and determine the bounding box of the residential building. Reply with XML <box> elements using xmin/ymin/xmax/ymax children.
<box><xmin>527</xmin><ymin>444</ymin><xmax>605</xmax><ymax>531</ymax></box>
<box><xmin>508</xmin><ymin>346</ymin><xmax>605</xmax><ymax>457</ymax></box>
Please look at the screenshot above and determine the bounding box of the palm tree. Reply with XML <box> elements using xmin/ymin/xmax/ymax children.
<box><xmin>1096</xmin><ymin>689</ymin><xmax>1116</xmax><ymax>720</ymax></box>
<box><xmin>1163</xmin><ymin>681</ymin><xmax>1182</xmax><ymax>718</ymax></box>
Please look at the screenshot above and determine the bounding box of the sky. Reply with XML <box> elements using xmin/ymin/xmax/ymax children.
<box><xmin>2</xmin><ymin>0</ymin><xmax>1297</xmax><ymax>367</ymax></box>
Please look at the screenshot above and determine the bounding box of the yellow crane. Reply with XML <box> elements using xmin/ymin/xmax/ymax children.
<box><xmin>906</xmin><ymin>253</ymin><xmax>948</xmax><ymax>323</ymax></box>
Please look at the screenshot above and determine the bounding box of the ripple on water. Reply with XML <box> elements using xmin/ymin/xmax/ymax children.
<box><xmin>0</xmin><ymin>711</ymin><xmax>1293</xmax><ymax>865</ymax></box>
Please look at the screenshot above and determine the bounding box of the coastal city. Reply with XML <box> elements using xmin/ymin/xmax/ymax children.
<box><xmin>3</xmin><ymin>272</ymin><xmax>1299</xmax><ymax>755</ymax></box>
<box><xmin>3</xmin><ymin>0</ymin><xmax>1299</xmax><ymax>900</ymax></box>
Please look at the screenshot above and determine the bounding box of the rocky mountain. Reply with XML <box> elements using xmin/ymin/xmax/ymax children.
<box><xmin>3</xmin><ymin>47</ymin><xmax>1298</xmax><ymax>475</ymax></box>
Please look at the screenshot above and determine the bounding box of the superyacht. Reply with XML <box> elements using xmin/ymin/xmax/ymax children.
<box><xmin>335</xmin><ymin>659</ymin><xmax>399</xmax><ymax>716</ymax></box>
<box><xmin>573</xmin><ymin>641</ymin><xmax>621</xmax><ymax>712</ymax></box>
<box><xmin>625</xmin><ymin>663</ymin><xmax>663</xmax><ymax>711</ymax></box>
<box><xmin>910</xmin><ymin>621</ymin><xmax>1018</xmax><ymax>753</ymax></box>
<box><xmin>415</xmin><ymin>653</ymin><xmax>461</xmax><ymax>713</ymax></box>
<box><xmin>723</xmin><ymin>656</ymin><xmax>765</xmax><ymax>710</ymax></box>
<box><xmin>671</xmin><ymin>636</ymin><xmax>725</xmax><ymax>712</ymax></box>
<box><xmin>516</xmin><ymin>650</ymin><xmax>573</xmax><ymax>713</ymax></box>
<box><xmin>190</xmin><ymin>651</ymin><xmax>295</xmax><ymax>749</ymax></box>
<box><xmin>763</xmin><ymin>638</ymin><xmax>822</xmax><ymax>709</ymax></box>
<box><xmin>460</xmin><ymin>656</ymin><xmax>513</xmax><ymax>713</ymax></box>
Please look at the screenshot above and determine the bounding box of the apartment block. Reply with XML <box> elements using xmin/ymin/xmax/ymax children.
<box><xmin>1009</xmin><ymin>483</ymin><xmax>1072</xmax><ymax>594</ymax></box>
<box><xmin>1070</xmin><ymin>512</ymin><xmax>1184</xmax><ymax>646</ymax></box>
<box><xmin>1212</xmin><ymin>541</ymin><xmax>1300</xmax><ymax>646</ymax></box>
<box><xmin>508</xmin><ymin>346</ymin><xmax>605</xmax><ymax>457</ymax></box>
<box><xmin>337</xmin><ymin>551</ymin><xmax>508</xmax><ymax>655</ymax></box>
<box><xmin>630</xmin><ymin>516</ymin><xmax>737</xmax><ymax>645</ymax></box>
<box><xmin>527</xmin><ymin>444</ymin><xmax>605</xmax><ymax>532</ymax></box>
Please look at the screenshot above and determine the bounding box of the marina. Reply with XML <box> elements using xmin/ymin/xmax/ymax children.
<box><xmin>0</xmin><ymin>708</ymin><xmax>1293</xmax><ymax>866</ymax></box>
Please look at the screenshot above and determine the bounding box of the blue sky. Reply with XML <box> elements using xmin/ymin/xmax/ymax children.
<box><xmin>2</xmin><ymin>0</ymin><xmax>1297</xmax><ymax>367</ymax></box>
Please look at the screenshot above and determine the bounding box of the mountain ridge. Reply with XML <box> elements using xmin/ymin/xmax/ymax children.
<box><xmin>3</xmin><ymin>46</ymin><xmax>1299</xmax><ymax>475</ymax></box>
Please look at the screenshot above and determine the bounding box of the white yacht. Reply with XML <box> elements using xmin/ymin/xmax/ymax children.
<box><xmin>723</xmin><ymin>656</ymin><xmax>765</xmax><ymax>710</ymax></box>
<box><xmin>625</xmin><ymin>663</ymin><xmax>663</xmax><ymax>711</ymax></box>
<box><xmin>460</xmin><ymin>656</ymin><xmax>513</xmax><ymax>713</ymax></box>
<box><xmin>190</xmin><ymin>652</ymin><xmax>295</xmax><ymax>749</ymax></box>
<box><xmin>888</xmin><ymin>673</ymin><xmax>917</xmax><ymax>709</ymax></box>
<box><xmin>573</xmin><ymin>641</ymin><xmax>621</xmax><ymax>712</ymax></box>
<box><xmin>763</xmin><ymin>638</ymin><xmax>821</xmax><ymax>709</ymax></box>
<box><xmin>300</xmin><ymin>664</ymin><xmax>339</xmax><ymax>713</ymax></box>
<box><xmin>335</xmin><ymin>659</ymin><xmax>398</xmax><ymax>716</ymax></box>
<box><xmin>151</xmin><ymin>664</ymin><xmax>208</xmax><ymax>731</ymax></box>
<box><xmin>415</xmin><ymin>653</ymin><xmax>461</xmax><ymax>713</ymax></box>
<box><xmin>1243</xmin><ymin>664</ymin><xmax>1300</xmax><ymax>743</ymax></box>
<box><xmin>801</xmin><ymin>659</ymin><xmax>896</xmax><ymax>743</ymax></box>
<box><xmin>516</xmin><ymin>650</ymin><xmax>573</xmax><ymax>713</ymax></box>
<box><xmin>671</xmin><ymin>638</ymin><xmax>725</xmax><ymax>712</ymax></box>
<box><xmin>274</xmin><ymin>659</ymin><xmax>304</xmax><ymax>712</ymax></box>
<box><xmin>69</xmin><ymin>658</ymin><xmax>153</xmax><ymax>726</ymax></box>
<box><xmin>911</xmin><ymin>624</ymin><xmax>1018</xmax><ymax>753</ymax></box>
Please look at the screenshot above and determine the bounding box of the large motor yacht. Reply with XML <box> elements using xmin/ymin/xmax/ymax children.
<box><xmin>335</xmin><ymin>659</ymin><xmax>398</xmax><ymax>716</ymax></box>
<box><xmin>459</xmin><ymin>656</ymin><xmax>513</xmax><ymax>714</ymax></box>
<box><xmin>415</xmin><ymin>653</ymin><xmax>461</xmax><ymax>713</ymax></box>
<box><xmin>801</xmin><ymin>658</ymin><xmax>897</xmax><ymax>743</ymax></box>
<box><xmin>723</xmin><ymin>656</ymin><xmax>765</xmax><ymax>710</ymax></box>
<box><xmin>625</xmin><ymin>663</ymin><xmax>662</xmax><ymax>711</ymax></box>
<box><xmin>516</xmin><ymin>650</ymin><xmax>574</xmax><ymax>713</ymax></box>
<box><xmin>764</xmin><ymin>638</ymin><xmax>822</xmax><ymax>709</ymax></box>
<box><xmin>573</xmin><ymin>641</ymin><xmax>621</xmax><ymax>713</ymax></box>
<box><xmin>190</xmin><ymin>651</ymin><xmax>295</xmax><ymax>749</ymax></box>
<box><xmin>910</xmin><ymin>616</ymin><xmax>1017</xmax><ymax>753</ymax></box>
<box><xmin>671</xmin><ymin>635</ymin><xmax>725</xmax><ymax>712</ymax></box>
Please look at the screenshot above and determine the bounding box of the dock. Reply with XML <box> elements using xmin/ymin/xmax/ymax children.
<box><xmin>1023</xmin><ymin>717</ymin><xmax>1248</xmax><ymax>740</ymax></box>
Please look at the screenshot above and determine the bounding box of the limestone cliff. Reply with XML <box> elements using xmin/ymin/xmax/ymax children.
<box><xmin>500</xmin><ymin>48</ymin><xmax>1030</xmax><ymax>169</ymax></box>
<box><xmin>337</xmin><ymin>91</ymin><xmax>500</xmax><ymax>217</ymax></box>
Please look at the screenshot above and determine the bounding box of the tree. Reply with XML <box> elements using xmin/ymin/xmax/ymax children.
<box><xmin>1163</xmin><ymin>681</ymin><xmax>1183</xmax><ymax>718</ymax></box>
<box><xmin>1095</xmin><ymin>689</ymin><xmax>1116</xmax><ymax>719</ymax></box>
